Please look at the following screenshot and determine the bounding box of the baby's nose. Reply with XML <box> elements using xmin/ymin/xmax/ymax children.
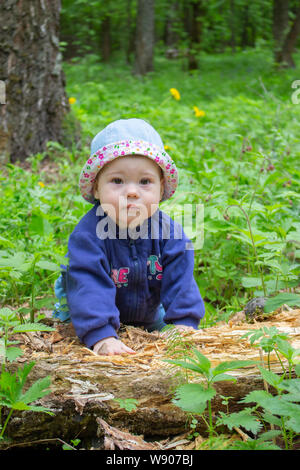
<box><xmin>125</xmin><ymin>183</ymin><xmax>139</xmax><ymax>197</ymax></box>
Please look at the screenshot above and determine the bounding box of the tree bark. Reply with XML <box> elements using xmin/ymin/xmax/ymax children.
<box><xmin>101</xmin><ymin>15</ymin><xmax>111</xmax><ymax>62</ymax></box>
<box><xmin>2</xmin><ymin>308</ymin><xmax>299</xmax><ymax>449</ymax></box>
<box><xmin>164</xmin><ymin>1</ymin><xmax>179</xmax><ymax>48</ymax></box>
<box><xmin>229</xmin><ymin>0</ymin><xmax>236</xmax><ymax>53</ymax></box>
<box><xmin>273</xmin><ymin>1</ymin><xmax>300</xmax><ymax>67</ymax></box>
<box><xmin>134</xmin><ymin>0</ymin><xmax>155</xmax><ymax>75</ymax></box>
<box><xmin>183</xmin><ymin>0</ymin><xmax>204</xmax><ymax>71</ymax></box>
<box><xmin>273</xmin><ymin>0</ymin><xmax>289</xmax><ymax>52</ymax></box>
<box><xmin>275</xmin><ymin>7</ymin><xmax>300</xmax><ymax>67</ymax></box>
<box><xmin>125</xmin><ymin>0</ymin><xmax>136</xmax><ymax>65</ymax></box>
<box><xmin>0</xmin><ymin>0</ymin><xmax>69</xmax><ymax>164</ymax></box>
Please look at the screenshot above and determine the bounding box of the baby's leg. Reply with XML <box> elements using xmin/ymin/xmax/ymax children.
<box><xmin>52</xmin><ymin>273</ymin><xmax>71</xmax><ymax>322</ymax></box>
<box><xmin>144</xmin><ymin>304</ymin><xmax>167</xmax><ymax>332</ymax></box>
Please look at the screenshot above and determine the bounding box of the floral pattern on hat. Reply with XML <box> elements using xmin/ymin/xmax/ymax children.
<box><xmin>79</xmin><ymin>140</ymin><xmax>178</xmax><ymax>204</ymax></box>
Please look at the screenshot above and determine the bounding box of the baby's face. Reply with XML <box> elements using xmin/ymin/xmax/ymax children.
<box><xmin>93</xmin><ymin>155</ymin><xmax>164</xmax><ymax>228</ymax></box>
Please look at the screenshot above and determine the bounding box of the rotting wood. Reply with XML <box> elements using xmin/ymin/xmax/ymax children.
<box><xmin>2</xmin><ymin>308</ymin><xmax>300</xmax><ymax>448</ymax></box>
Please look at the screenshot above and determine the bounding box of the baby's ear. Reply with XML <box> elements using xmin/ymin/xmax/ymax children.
<box><xmin>92</xmin><ymin>180</ymin><xmax>99</xmax><ymax>200</ymax></box>
<box><xmin>92</xmin><ymin>172</ymin><xmax>101</xmax><ymax>199</ymax></box>
<box><xmin>160</xmin><ymin>177</ymin><xmax>165</xmax><ymax>201</ymax></box>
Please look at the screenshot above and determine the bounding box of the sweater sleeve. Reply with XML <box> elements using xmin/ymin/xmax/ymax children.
<box><xmin>65</xmin><ymin>230</ymin><xmax>120</xmax><ymax>348</ymax></box>
<box><xmin>160</xmin><ymin>229</ymin><xmax>205</xmax><ymax>329</ymax></box>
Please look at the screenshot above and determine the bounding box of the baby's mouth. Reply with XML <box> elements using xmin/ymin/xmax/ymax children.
<box><xmin>127</xmin><ymin>204</ymin><xmax>140</xmax><ymax>216</ymax></box>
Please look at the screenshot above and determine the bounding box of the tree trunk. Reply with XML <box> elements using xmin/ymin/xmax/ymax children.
<box><xmin>101</xmin><ymin>15</ymin><xmax>111</xmax><ymax>62</ymax></box>
<box><xmin>273</xmin><ymin>1</ymin><xmax>300</xmax><ymax>67</ymax></box>
<box><xmin>0</xmin><ymin>0</ymin><xmax>69</xmax><ymax>164</ymax></box>
<box><xmin>273</xmin><ymin>0</ymin><xmax>289</xmax><ymax>52</ymax></box>
<box><xmin>275</xmin><ymin>7</ymin><xmax>300</xmax><ymax>67</ymax></box>
<box><xmin>183</xmin><ymin>0</ymin><xmax>204</xmax><ymax>71</ymax></box>
<box><xmin>164</xmin><ymin>1</ymin><xmax>179</xmax><ymax>48</ymax></box>
<box><xmin>134</xmin><ymin>0</ymin><xmax>155</xmax><ymax>75</ymax></box>
<box><xmin>241</xmin><ymin>4</ymin><xmax>250</xmax><ymax>48</ymax></box>
<box><xmin>125</xmin><ymin>0</ymin><xmax>136</xmax><ymax>65</ymax></box>
<box><xmin>2</xmin><ymin>308</ymin><xmax>299</xmax><ymax>449</ymax></box>
<box><xmin>229</xmin><ymin>0</ymin><xmax>236</xmax><ymax>53</ymax></box>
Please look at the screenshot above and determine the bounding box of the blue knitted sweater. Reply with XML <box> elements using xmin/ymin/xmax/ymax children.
<box><xmin>63</xmin><ymin>201</ymin><xmax>205</xmax><ymax>347</ymax></box>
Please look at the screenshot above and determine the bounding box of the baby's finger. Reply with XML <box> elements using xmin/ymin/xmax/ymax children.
<box><xmin>117</xmin><ymin>343</ymin><xmax>136</xmax><ymax>354</ymax></box>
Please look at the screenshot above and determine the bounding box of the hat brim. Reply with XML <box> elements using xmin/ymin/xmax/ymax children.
<box><xmin>79</xmin><ymin>139</ymin><xmax>178</xmax><ymax>204</ymax></box>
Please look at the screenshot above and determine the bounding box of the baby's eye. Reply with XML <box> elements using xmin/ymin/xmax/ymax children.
<box><xmin>140</xmin><ymin>178</ymin><xmax>151</xmax><ymax>185</ymax></box>
<box><xmin>111</xmin><ymin>178</ymin><xmax>123</xmax><ymax>184</ymax></box>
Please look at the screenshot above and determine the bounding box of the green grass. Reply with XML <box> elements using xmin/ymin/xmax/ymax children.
<box><xmin>1</xmin><ymin>47</ymin><xmax>300</xmax><ymax>325</ymax></box>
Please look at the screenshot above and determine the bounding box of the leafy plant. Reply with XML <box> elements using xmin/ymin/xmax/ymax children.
<box><xmin>165</xmin><ymin>327</ymin><xmax>300</xmax><ymax>449</ymax></box>
<box><xmin>0</xmin><ymin>251</ymin><xmax>62</xmax><ymax>323</ymax></box>
<box><xmin>264</xmin><ymin>292</ymin><xmax>300</xmax><ymax>313</ymax></box>
<box><xmin>0</xmin><ymin>307</ymin><xmax>55</xmax><ymax>366</ymax></box>
<box><xmin>164</xmin><ymin>348</ymin><xmax>257</xmax><ymax>438</ymax></box>
<box><xmin>0</xmin><ymin>362</ymin><xmax>53</xmax><ymax>440</ymax></box>
<box><xmin>236</xmin><ymin>368</ymin><xmax>300</xmax><ymax>450</ymax></box>
<box><xmin>0</xmin><ymin>307</ymin><xmax>54</xmax><ymax>442</ymax></box>
<box><xmin>113</xmin><ymin>398</ymin><xmax>139</xmax><ymax>412</ymax></box>
<box><xmin>62</xmin><ymin>438</ymin><xmax>81</xmax><ymax>450</ymax></box>
<box><xmin>242</xmin><ymin>325</ymin><xmax>300</xmax><ymax>377</ymax></box>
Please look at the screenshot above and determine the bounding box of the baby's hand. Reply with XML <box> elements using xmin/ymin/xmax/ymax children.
<box><xmin>93</xmin><ymin>337</ymin><xmax>136</xmax><ymax>356</ymax></box>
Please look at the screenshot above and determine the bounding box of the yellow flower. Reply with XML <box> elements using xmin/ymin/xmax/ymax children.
<box><xmin>193</xmin><ymin>106</ymin><xmax>205</xmax><ymax>118</ymax></box>
<box><xmin>170</xmin><ymin>88</ymin><xmax>180</xmax><ymax>101</ymax></box>
<box><xmin>69</xmin><ymin>97</ymin><xmax>76</xmax><ymax>105</ymax></box>
<box><xmin>38</xmin><ymin>181</ymin><xmax>45</xmax><ymax>188</ymax></box>
<box><xmin>164</xmin><ymin>145</ymin><xmax>171</xmax><ymax>150</ymax></box>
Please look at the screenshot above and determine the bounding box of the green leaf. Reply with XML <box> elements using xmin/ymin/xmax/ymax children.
<box><xmin>280</xmin><ymin>378</ymin><xmax>300</xmax><ymax>397</ymax></box>
<box><xmin>191</xmin><ymin>348</ymin><xmax>212</xmax><ymax>374</ymax></box>
<box><xmin>261</xmin><ymin>411</ymin><xmax>282</xmax><ymax>427</ymax></box>
<box><xmin>286</xmin><ymin>411</ymin><xmax>300</xmax><ymax>433</ymax></box>
<box><xmin>243</xmin><ymin>390</ymin><xmax>300</xmax><ymax>418</ymax></box>
<box><xmin>12</xmin><ymin>401</ymin><xmax>53</xmax><ymax>414</ymax></box>
<box><xmin>12</xmin><ymin>323</ymin><xmax>55</xmax><ymax>334</ymax></box>
<box><xmin>212</xmin><ymin>360</ymin><xmax>257</xmax><ymax>376</ymax></box>
<box><xmin>264</xmin><ymin>293</ymin><xmax>300</xmax><ymax>313</ymax></box>
<box><xmin>276</xmin><ymin>337</ymin><xmax>298</xmax><ymax>361</ymax></box>
<box><xmin>0</xmin><ymin>371</ymin><xmax>17</xmax><ymax>397</ymax></box>
<box><xmin>0</xmin><ymin>236</ymin><xmax>14</xmax><ymax>248</ymax></box>
<box><xmin>36</xmin><ymin>260</ymin><xmax>60</xmax><ymax>271</ymax></box>
<box><xmin>172</xmin><ymin>383</ymin><xmax>216</xmax><ymax>414</ymax></box>
<box><xmin>241</xmin><ymin>277</ymin><xmax>262</xmax><ymax>288</ymax></box>
<box><xmin>20</xmin><ymin>376</ymin><xmax>51</xmax><ymax>405</ymax></box>
<box><xmin>0</xmin><ymin>307</ymin><xmax>17</xmax><ymax>323</ymax></box>
<box><xmin>294</xmin><ymin>364</ymin><xmax>300</xmax><ymax>377</ymax></box>
<box><xmin>0</xmin><ymin>252</ymin><xmax>31</xmax><ymax>272</ymax></box>
<box><xmin>62</xmin><ymin>444</ymin><xmax>75</xmax><ymax>450</ymax></box>
<box><xmin>241</xmin><ymin>329</ymin><xmax>265</xmax><ymax>344</ymax></box>
<box><xmin>258</xmin><ymin>366</ymin><xmax>283</xmax><ymax>389</ymax></box>
<box><xmin>240</xmin><ymin>389</ymin><xmax>273</xmax><ymax>406</ymax></box>
<box><xmin>3</xmin><ymin>347</ymin><xmax>24</xmax><ymax>363</ymax></box>
<box><xmin>211</xmin><ymin>373</ymin><xmax>237</xmax><ymax>383</ymax></box>
<box><xmin>114</xmin><ymin>398</ymin><xmax>139</xmax><ymax>412</ymax></box>
<box><xmin>163</xmin><ymin>358</ymin><xmax>208</xmax><ymax>375</ymax></box>
<box><xmin>217</xmin><ymin>408</ymin><xmax>262</xmax><ymax>435</ymax></box>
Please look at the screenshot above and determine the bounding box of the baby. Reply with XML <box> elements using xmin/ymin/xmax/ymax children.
<box><xmin>53</xmin><ymin>118</ymin><xmax>205</xmax><ymax>355</ymax></box>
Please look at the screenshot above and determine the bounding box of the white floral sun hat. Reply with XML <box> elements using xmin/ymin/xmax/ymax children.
<box><xmin>79</xmin><ymin>118</ymin><xmax>178</xmax><ymax>204</ymax></box>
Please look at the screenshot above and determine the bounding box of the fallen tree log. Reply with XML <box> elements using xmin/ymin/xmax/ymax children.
<box><xmin>2</xmin><ymin>308</ymin><xmax>300</xmax><ymax>449</ymax></box>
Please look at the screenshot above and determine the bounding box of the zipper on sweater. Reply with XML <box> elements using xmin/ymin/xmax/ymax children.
<box><xmin>129</xmin><ymin>238</ymin><xmax>139</xmax><ymax>320</ymax></box>
<box><xmin>129</xmin><ymin>238</ymin><xmax>138</xmax><ymax>261</ymax></box>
